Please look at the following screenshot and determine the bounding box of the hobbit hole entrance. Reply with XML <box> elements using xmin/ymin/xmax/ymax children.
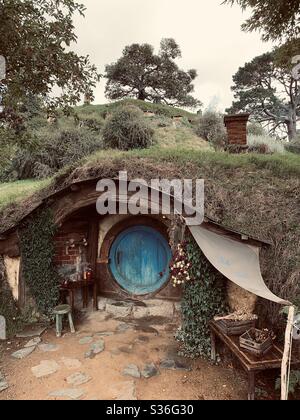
<box><xmin>108</xmin><ymin>225</ymin><xmax>172</xmax><ymax>295</ymax></box>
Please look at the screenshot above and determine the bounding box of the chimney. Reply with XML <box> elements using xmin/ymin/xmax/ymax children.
<box><xmin>224</xmin><ymin>113</ymin><xmax>250</xmax><ymax>151</ymax></box>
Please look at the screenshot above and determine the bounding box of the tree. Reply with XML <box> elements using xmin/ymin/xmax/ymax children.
<box><xmin>0</xmin><ymin>0</ymin><xmax>100</xmax><ymax>125</ymax></box>
<box><xmin>227</xmin><ymin>48</ymin><xmax>300</xmax><ymax>141</ymax></box>
<box><xmin>105</xmin><ymin>38</ymin><xmax>201</xmax><ymax>109</ymax></box>
<box><xmin>196</xmin><ymin>111</ymin><xmax>227</xmax><ymax>149</ymax></box>
<box><xmin>223</xmin><ymin>0</ymin><xmax>300</xmax><ymax>42</ymax></box>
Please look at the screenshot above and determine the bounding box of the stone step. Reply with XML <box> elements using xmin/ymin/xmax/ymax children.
<box><xmin>97</xmin><ymin>297</ymin><xmax>181</xmax><ymax>320</ymax></box>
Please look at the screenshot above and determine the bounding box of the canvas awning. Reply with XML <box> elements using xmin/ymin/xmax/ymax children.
<box><xmin>189</xmin><ymin>225</ymin><xmax>291</xmax><ymax>306</ymax></box>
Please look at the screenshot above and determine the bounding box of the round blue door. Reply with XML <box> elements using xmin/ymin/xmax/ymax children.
<box><xmin>109</xmin><ymin>226</ymin><xmax>172</xmax><ymax>295</ymax></box>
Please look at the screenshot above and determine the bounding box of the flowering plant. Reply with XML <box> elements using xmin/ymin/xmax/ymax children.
<box><xmin>170</xmin><ymin>242</ymin><xmax>191</xmax><ymax>287</ymax></box>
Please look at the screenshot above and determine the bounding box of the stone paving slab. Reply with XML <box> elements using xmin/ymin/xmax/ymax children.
<box><xmin>142</xmin><ymin>363</ymin><xmax>159</xmax><ymax>379</ymax></box>
<box><xmin>66</xmin><ymin>372</ymin><xmax>92</xmax><ymax>386</ymax></box>
<box><xmin>24</xmin><ymin>337</ymin><xmax>41</xmax><ymax>348</ymax></box>
<box><xmin>60</xmin><ymin>358</ymin><xmax>82</xmax><ymax>370</ymax></box>
<box><xmin>0</xmin><ymin>372</ymin><xmax>8</xmax><ymax>392</ymax></box>
<box><xmin>16</xmin><ymin>326</ymin><xmax>47</xmax><ymax>338</ymax></box>
<box><xmin>11</xmin><ymin>347</ymin><xmax>35</xmax><ymax>359</ymax></box>
<box><xmin>39</xmin><ymin>343</ymin><xmax>59</xmax><ymax>353</ymax></box>
<box><xmin>79</xmin><ymin>336</ymin><xmax>93</xmax><ymax>345</ymax></box>
<box><xmin>85</xmin><ymin>339</ymin><xmax>105</xmax><ymax>359</ymax></box>
<box><xmin>31</xmin><ymin>360</ymin><xmax>60</xmax><ymax>378</ymax></box>
<box><xmin>48</xmin><ymin>389</ymin><xmax>85</xmax><ymax>400</ymax></box>
<box><xmin>123</xmin><ymin>364</ymin><xmax>141</xmax><ymax>379</ymax></box>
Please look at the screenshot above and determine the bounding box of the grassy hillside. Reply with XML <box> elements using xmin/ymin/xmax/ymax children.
<box><xmin>0</xmin><ymin>100</ymin><xmax>299</xmax><ymax>325</ymax></box>
<box><xmin>75</xmin><ymin>99</ymin><xmax>197</xmax><ymax>120</ymax></box>
<box><xmin>0</xmin><ymin>179</ymin><xmax>50</xmax><ymax>211</ymax></box>
<box><xmin>0</xmin><ymin>99</ymin><xmax>207</xmax><ymax>182</ymax></box>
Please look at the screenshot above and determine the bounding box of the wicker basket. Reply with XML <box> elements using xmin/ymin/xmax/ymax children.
<box><xmin>239</xmin><ymin>328</ymin><xmax>273</xmax><ymax>357</ymax></box>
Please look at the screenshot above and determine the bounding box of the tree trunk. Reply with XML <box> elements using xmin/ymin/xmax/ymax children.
<box><xmin>286</xmin><ymin>107</ymin><xmax>298</xmax><ymax>141</ymax></box>
<box><xmin>287</xmin><ymin>120</ymin><xmax>297</xmax><ymax>141</ymax></box>
<box><xmin>138</xmin><ymin>89</ymin><xmax>146</xmax><ymax>101</ymax></box>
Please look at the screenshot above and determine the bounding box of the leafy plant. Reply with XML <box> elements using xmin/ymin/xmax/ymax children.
<box><xmin>276</xmin><ymin>371</ymin><xmax>300</xmax><ymax>395</ymax></box>
<box><xmin>248</xmin><ymin>134</ymin><xmax>285</xmax><ymax>154</ymax></box>
<box><xmin>223</xmin><ymin>0</ymin><xmax>300</xmax><ymax>42</ymax></box>
<box><xmin>102</xmin><ymin>106</ymin><xmax>154</xmax><ymax>150</ymax></box>
<box><xmin>4</xmin><ymin>127</ymin><xmax>103</xmax><ymax>180</ymax></box>
<box><xmin>19</xmin><ymin>209</ymin><xmax>60</xmax><ymax>317</ymax></box>
<box><xmin>195</xmin><ymin>111</ymin><xmax>227</xmax><ymax>149</ymax></box>
<box><xmin>0</xmin><ymin>0</ymin><xmax>100</xmax><ymax>128</ymax></box>
<box><xmin>285</xmin><ymin>140</ymin><xmax>300</xmax><ymax>155</ymax></box>
<box><xmin>247</xmin><ymin>122</ymin><xmax>266</xmax><ymax>137</ymax></box>
<box><xmin>176</xmin><ymin>237</ymin><xmax>228</xmax><ymax>358</ymax></box>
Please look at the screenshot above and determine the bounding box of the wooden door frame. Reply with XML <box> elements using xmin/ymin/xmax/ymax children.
<box><xmin>97</xmin><ymin>215</ymin><xmax>171</xmax><ymax>300</ymax></box>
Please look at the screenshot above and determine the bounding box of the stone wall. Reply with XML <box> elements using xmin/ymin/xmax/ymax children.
<box><xmin>98</xmin><ymin>296</ymin><xmax>181</xmax><ymax>322</ymax></box>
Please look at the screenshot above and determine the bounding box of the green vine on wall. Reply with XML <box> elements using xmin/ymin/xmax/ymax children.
<box><xmin>19</xmin><ymin>208</ymin><xmax>60</xmax><ymax>317</ymax></box>
<box><xmin>176</xmin><ymin>236</ymin><xmax>228</xmax><ymax>359</ymax></box>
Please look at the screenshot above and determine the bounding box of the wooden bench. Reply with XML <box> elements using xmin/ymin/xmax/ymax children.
<box><xmin>209</xmin><ymin>320</ymin><xmax>300</xmax><ymax>400</ymax></box>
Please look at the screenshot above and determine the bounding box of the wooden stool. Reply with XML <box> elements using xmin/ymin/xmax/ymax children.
<box><xmin>53</xmin><ymin>304</ymin><xmax>75</xmax><ymax>338</ymax></box>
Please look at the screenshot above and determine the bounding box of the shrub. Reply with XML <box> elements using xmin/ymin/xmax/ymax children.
<box><xmin>79</xmin><ymin>116</ymin><xmax>104</xmax><ymax>133</ymax></box>
<box><xmin>285</xmin><ymin>138</ymin><xmax>300</xmax><ymax>154</ymax></box>
<box><xmin>102</xmin><ymin>106</ymin><xmax>154</xmax><ymax>150</ymax></box>
<box><xmin>4</xmin><ymin>127</ymin><xmax>103</xmax><ymax>180</ymax></box>
<box><xmin>195</xmin><ymin>111</ymin><xmax>227</xmax><ymax>149</ymax></box>
<box><xmin>247</xmin><ymin>122</ymin><xmax>266</xmax><ymax>137</ymax></box>
<box><xmin>276</xmin><ymin>371</ymin><xmax>300</xmax><ymax>396</ymax></box>
<box><xmin>248</xmin><ymin>134</ymin><xmax>285</xmax><ymax>154</ymax></box>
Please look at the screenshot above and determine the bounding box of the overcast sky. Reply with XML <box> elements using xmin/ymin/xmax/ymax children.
<box><xmin>72</xmin><ymin>0</ymin><xmax>274</xmax><ymax>111</ymax></box>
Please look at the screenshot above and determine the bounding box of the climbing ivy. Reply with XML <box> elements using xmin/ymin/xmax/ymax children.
<box><xmin>176</xmin><ymin>236</ymin><xmax>228</xmax><ymax>358</ymax></box>
<box><xmin>19</xmin><ymin>208</ymin><xmax>60</xmax><ymax>317</ymax></box>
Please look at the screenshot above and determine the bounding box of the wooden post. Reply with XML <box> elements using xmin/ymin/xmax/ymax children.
<box><xmin>281</xmin><ymin>305</ymin><xmax>295</xmax><ymax>401</ymax></box>
<box><xmin>210</xmin><ymin>330</ymin><xmax>217</xmax><ymax>362</ymax></box>
<box><xmin>248</xmin><ymin>371</ymin><xmax>256</xmax><ymax>401</ymax></box>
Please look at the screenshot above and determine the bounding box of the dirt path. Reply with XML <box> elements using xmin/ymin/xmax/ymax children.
<box><xmin>0</xmin><ymin>312</ymin><xmax>249</xmax><ymax>400</ymax></box>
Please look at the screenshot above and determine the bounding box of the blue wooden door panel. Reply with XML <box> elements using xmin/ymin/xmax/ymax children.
<box><xmin>109</xmin><ymin>226</ymin><xmax>171</xmax><ymax>295</ymax></box>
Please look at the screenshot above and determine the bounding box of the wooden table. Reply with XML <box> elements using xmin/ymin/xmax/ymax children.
<box><xmin>209</xmin><ymin>321</ymin><xmax>300</xmax><ymax>400</ymax></box>
<box><xmin>60</xmin><ymin>280</ymin><xmax>98</xmax><ymax>311</ymax></box>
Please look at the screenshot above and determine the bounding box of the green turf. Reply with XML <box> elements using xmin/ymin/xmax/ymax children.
<box><xmin>0</xmin><ymin>179</ymin><xmax>51</xmax><ymax>211</ymax></box>
<box><xmin>75</xmin><ymin>99</ymin><xmax>197</xmax><ymax>120</ymax></box>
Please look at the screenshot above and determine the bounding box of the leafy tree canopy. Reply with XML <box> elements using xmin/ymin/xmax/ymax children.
<box><xmin>223</xmin><ymin>0</ymin><xmax>300</xmax><ymax>42</ymax></box>
<box><xmin>227</xmin><ymin>43</ymin><xmax>300</xmax><ymax>140</ymax></box>
<box><xmin>0</xmin><ymin>0</ymin><xmax>100</xmax><ymax>124</ymax></box>
<box><xmin>105</xmin><ymin>38</ymin><xmax>201</xmax><ymax>109</ymax></box>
